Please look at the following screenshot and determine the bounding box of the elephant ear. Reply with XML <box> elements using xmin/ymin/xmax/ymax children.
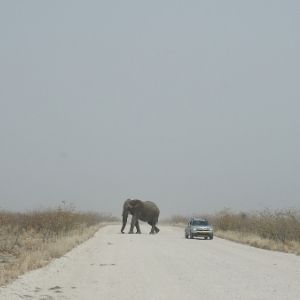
<box><xmin>128</xmin><ymin>199</ymin><xmax>143</xmax><ymax>209</ymax></box>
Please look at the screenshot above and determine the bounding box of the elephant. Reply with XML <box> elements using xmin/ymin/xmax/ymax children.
<box><xmin>121</xmin><ymin>199</ymin><xmax>160</xmax><ymax>234</ymax></box>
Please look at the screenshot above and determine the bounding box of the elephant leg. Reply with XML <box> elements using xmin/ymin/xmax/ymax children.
<box><xmin>135</xmin><ymin>220</ymin><xmax>141</xmax><ymax>234</ymax></box>
<box><xmin>148</xmin><ymin>219</ymin><xmax>159</xmax><ymax>234</ymax></box>
<box><xmin>148</xmin><ymin>222</ymin><xmax>156</xmax><ymax>234</ymax></box>
<box><xmin>150</xmin><ymin>226</ymin><xmax>156</xmax><ymax>234</ymax></box>
<box><xmin>129</xmin><ymin>215</ymin><xmax>137</xmax><ymax>234</ymax></box>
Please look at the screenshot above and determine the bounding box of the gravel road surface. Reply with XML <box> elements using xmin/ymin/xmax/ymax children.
<box><xmin>1</xmin><ymin>225</ymin><xmax>300</xmax><ymax>300</ymax></box>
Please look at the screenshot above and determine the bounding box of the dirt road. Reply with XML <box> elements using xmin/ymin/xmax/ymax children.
<box><xmin>1</xmin><ymin>225</ymin><xmax>300</xmax><ymax>299</ymax></box>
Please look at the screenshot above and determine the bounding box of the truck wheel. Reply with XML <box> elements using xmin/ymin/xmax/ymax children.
<box><xmin>189</xmin><ymin>232</ymin><xmax>194</xmax><ymax>239</ymax></box>
<box><xmin>210</xmin><ymin>234</ymin><xmax>214</xmax><ymax>240</ymax></box>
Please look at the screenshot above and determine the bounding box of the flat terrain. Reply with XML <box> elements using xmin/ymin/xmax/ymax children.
<box><xmin>1</xmin><ymin>225</ymin><xmax>300</xmax><ymax>300</ymax></box>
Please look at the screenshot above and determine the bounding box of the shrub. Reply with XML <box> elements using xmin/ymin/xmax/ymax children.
<box><xmin>209</xmin><ymin>208</ymin><xmax>300</xmax><ymax>243</ymax></box>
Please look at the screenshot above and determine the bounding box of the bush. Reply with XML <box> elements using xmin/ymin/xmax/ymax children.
<box><xmin>0</xmin><ymin>206</ymin><xmax>118</xmax><ymax>254</ymax></box>
<box><xmin>209</xmin><ymin>208</ymin><xmax>300</xmax><ymax>243</ymax></box>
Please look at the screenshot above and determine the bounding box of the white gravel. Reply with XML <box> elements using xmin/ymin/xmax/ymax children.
<box><xmin>1</xmin><ymin>224</ymin><xmax>300</xmax><ymax>300</ymax></box>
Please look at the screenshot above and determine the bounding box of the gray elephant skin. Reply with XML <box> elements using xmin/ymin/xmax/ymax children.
<box><xmin>121</xmin><ymin>199</ymin><xmax>160</xmax><ymax>234</ymax></box>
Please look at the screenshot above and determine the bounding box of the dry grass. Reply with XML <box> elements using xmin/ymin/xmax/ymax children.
<box><xmin>0</xmin><ymin>206</ymin><xmax>118</xmax><ymax>286</ymax></box>
<box><xmin>167</xmin><ymin>209</ymin><xmax>300</xmax><ymax>255</ymax></box>
<box><xmin>216</xmin><ymin>230</ymin><xmax>300</xmax><ymax>255</ymax></box>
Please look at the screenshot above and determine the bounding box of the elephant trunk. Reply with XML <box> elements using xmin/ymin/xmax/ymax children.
<box><xmin>121</xmin><ymin>211</ymin><xmax>128</xmax><ymax>233</ymax></box>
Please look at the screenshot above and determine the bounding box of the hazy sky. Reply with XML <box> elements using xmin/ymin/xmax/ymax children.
<box><xmin>1</xmin><ymin>1</ymin><xmax>299</xmax><ymax>216</ymax></box>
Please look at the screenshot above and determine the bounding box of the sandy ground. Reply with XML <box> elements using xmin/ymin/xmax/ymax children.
<box><xmin>0</xmin><ymin>224</ymin><xmax>300</xmax><ymax>300</ymax></box>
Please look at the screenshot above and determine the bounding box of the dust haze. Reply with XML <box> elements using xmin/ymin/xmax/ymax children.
<box><xmin>1</xmin><ymin>1</ymin><xmax>299</xmax><ymax>217</ymax></box>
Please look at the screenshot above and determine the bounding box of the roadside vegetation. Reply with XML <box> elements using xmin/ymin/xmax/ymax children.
<box><xmin>166</xmin><ymin>209</ymin><xmax>300</xmax><ymax>255</ymax></box>
<box><xmin>0</xmin><ymin>204</ymin><xmax>118</xmax><ymax>286</ymax></box>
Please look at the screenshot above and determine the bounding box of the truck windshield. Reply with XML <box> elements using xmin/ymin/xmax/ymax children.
<box><xmin>192</xmin><ymin>220</ymin><xmax>208</xmax><ymax>226</ymax></box>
